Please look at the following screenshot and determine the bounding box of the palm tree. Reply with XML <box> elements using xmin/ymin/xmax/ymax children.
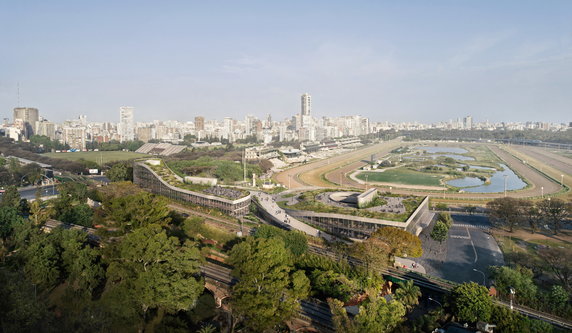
<box><xmin>197</xmin><ymin>324</ymin><xmax>217</xmax><ymax>333</ymax></box>
<box><xmin>395</xmin><ymin>279</ymin><xmax>421</xmax><ymax>310</ymax></box>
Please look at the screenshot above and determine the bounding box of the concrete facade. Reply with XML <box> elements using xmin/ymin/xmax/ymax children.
<box><xmin>284</xmin><ymin>196</ymin><xmax>430</xmax><ymax>239</ymax></box>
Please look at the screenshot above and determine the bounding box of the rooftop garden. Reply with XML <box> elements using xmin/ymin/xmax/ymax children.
<box><xmin>144</xmin><ymin>160</ymin><xmax>249</xmax><ymax>200</ymax></box>
<box><xmin>284</xmin><ymin>189</ymin><xmax>424</xmax><ymax>222</ymax></box>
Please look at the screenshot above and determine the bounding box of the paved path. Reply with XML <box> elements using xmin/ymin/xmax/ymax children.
<box><xmin>253</xmin><ymin>191</ymin><xmax>336</xmax><ymax>242</ymax></box>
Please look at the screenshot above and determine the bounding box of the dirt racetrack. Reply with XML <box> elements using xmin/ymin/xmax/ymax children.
<box><xmin>275</xmin><ymin>141</ymin><xmax>566</xmax><ymax>200</ymax></box>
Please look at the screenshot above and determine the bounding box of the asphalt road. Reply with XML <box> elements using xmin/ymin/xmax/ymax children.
<box><xmin>419</xmin><ymin>214</ymin><xmax>503</xmax><ymax>285</ymax></box>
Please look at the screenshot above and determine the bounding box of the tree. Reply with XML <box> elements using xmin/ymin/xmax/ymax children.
<box><xmin>537</xmin><ymin>198</ymin><xmax>570</xmax><ymax>234</ymax></box>
<box><xmin>228</xmin><ymin>237</ymin><xmax>310</xmax><ymax>331</ymax></box>
<box><xmin>369</xmin><ymin>226</ymin><xmax>423</xmax><ymax>260</ymax></box>
<box><xmin>539</xmin><ymin>247</ymin><xmax>572</xmax><ymax>291</ymax></box>
<box><xmin>548</xmin><ymin>285</ymin><xmax>569</xmax><ymax>314</ymax></box>
<box><xmin>0</xmin><ymin>206</ymin><xmax>24</xmax><ymax>242</ymax></box>
<box><xmin>254</xmin><ymin>224</ymin><xmax>308</xmax><ymax>256</ymax></box>
<box><xmin>351</xmin><ymin>237</ymin><xmax>390</xmax><ymax>271</ymax></box>
<box><xmin>23</xmin><ymin>233</ymin><xmax>62</xmax><ymax>290</ymax></box>
<box><xmin>0</xmin><ymin>185</ymin><xmax>21</xmax><ymax>209</ymax></box>
<box><xmin>354</xmin><ymin>294</ymin><xmax>406</xmax><ymax>333</ymax></box>
<box><xmin>59</xmin><ymin>230</ymin><xmax>104</xmax><ymax>292</ymax></box>
<box><xmin>328</xmin><ymin>298</ymin><xmax>357</xmax><ymax>333</ymax></box>
<box><xmin>487</xmin><ymin>197</ymin><xmax>523</xmax><ymax>232</ymax></box>
<box><xmin>60</xmin><ymin>203</ymin><xmax>93</xmax><ymax>227</ymax></box>
<box><xmin>106</xmin><ymin>224</ymin><xmax>204</xmax><ymax>324</ymax></box>
<box><xmin>106</xmin><ymin>162</ymin><xmax>133</xmax><ymax>182</ymax></box>
<box><xmin>29</xmin><ymin>199</ymin><xmax>53</xmax><ymax>226</ymax></box>
<box><xmin>103</xmin><ymin>192</ymin><xmax>171</xmax><ymax>232</ymax></box>
<box><xmin>489</xmin><ymin>266</ymin><xmax>537</xmax><ymax>305</ymax></box>
<box><xmin>450</xmin><ymin>282</ymin><xmax>493</xmax><ymax>323</ymax></box>
<box><xmin>311</xmin><ymin>270</ymin><xmax>358</xmax><ymax>302</ymax></box>
<box><xmin>520</xmin><ymin>201</ymin><xmax>542</xmax><ymax>233</ymax></box>
<box><xmin>430</xmin><ymin>221</ymin><xmax>449</xmax><ymax>243</ymax></box>
<box><xmin>395</xmin><ymin>280</ymin><xmax>421</xmax><ymax>311</ymax></box>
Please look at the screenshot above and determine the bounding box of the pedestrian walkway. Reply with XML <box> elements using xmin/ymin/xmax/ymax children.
<box><xmin>253</xmin><ymin>192</ymin><xmax>336</xmax><ymax>242</ymax></box>
<box><xmin>394</xmin><ymin>256</ymin><xmax>427</xmax><ymax>274</ymax></box>
<box><xmin>452</xmin><ymin>223</ymin><xmax>491</xmax><ymax>231</ymax></box>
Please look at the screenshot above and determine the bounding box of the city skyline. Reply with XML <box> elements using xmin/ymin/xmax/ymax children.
<box><xmin>1</xmin><ymin>1</ymin><xmax>571</xmax><ymax>124</ymax></box>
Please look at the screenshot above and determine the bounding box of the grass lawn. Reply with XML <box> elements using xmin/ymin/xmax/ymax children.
<box><xmin>44</xmin><ymin>151</ymin><xmax>148</xmax><ymax>165</ymax></box>
<box><xmin>358</xmin><ymin>168</ymin><xmax>443</xmax><ymax>186</ymax></box>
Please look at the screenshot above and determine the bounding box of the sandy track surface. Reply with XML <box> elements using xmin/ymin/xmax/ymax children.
<box><xmin>511</xmin><ymin>146</ymin><xmax>572</xmax><ymax>177</ymax></box>
<box><xmin>273</xmin><ymin>139</ymin><xmax>403</xmax><ymax>189</ymax></box>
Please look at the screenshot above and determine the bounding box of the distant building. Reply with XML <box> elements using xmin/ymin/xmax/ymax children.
<box><xmin>463</xmin><ymin>115</ymin><xmax>473</xmax><ymax>130</ymax></box>
<box><xmin>36</xmin><ymin>120</ymin><xmax>56</xmax><ymax>140</ymax></box>
<box><xmin>136</xmin><ymin>126</ymin><xmax>154</xmax><ymax>142</ymax></box>
<box><xmin>195</xmin><ymin>116</ymin><xmax>205</xmax><ymax>131</ymax></box>
<box><xmin>119</xmin><ymin>106</ymin><xmax>135</xmax><ymax>142</ymax></box>
<box><xmin>301</xmin><ymin>93</ymin><xmax>311</xmax><ymax>116</ymax></box>
<box><xmin>63</xmin><ymin>127</ymin><xmax>86</xmax><ymax>150</ymax></box>
<box><xmin>13</xmin><ymin>107</ymin><xmax>39</xmax><ymax>138</ymax></box>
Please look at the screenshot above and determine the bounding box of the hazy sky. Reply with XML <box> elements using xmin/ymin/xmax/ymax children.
<box><xmin>1</xmin><ymin>1</ymin><xmax>571</xmax><ymax>124</ymax></box>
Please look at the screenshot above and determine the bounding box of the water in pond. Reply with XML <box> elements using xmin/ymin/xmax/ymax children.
<box><xmin>415</xmin><ymin>146</ymin><xmax>468</xmax><ymax>154</ymax></box>
<box><xmin>448</xmin><ymin>177</ymin><xmax>484</xmax><ymax>187</ymax></box>
<box><xmin>446</xmin><ymin>164</ymin><xmax>526</xmax><ymax>193</ymax></box>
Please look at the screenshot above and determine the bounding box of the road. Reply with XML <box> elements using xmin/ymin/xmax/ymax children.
<box><xmin>18</xmin><ymin>185</ymin><xmax>59</xmax><ymax>200</ymax></box>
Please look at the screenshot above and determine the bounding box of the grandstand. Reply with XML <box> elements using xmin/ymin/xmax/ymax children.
<box><xmin>135</xmin><ymin>143</ymin><xmax>186</xmax><ymax>156</ymax></box>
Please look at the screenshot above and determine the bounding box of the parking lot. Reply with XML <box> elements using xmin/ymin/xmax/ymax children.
<box><xmin>418</xmin><ymin>214</ymin><xmax>504</xmax><ymax>285</ymax></box>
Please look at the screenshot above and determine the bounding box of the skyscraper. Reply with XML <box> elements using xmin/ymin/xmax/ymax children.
<box><xmin>463</xmin><ymin>115</ymin><xmax>473</xmax><ymax>130</ymax></box>
<box><xmin>119</xmin><ymin>106</ymin><xmax>135</xmax><ymax>142</ymax></box>
<box><xmin>13</xmin><ymin>107</ymin><xmax>39</xmax><ymax>138</ymax></box>
<box><xmin>195</xmin><ymin>116</ymin><xmax>205</xmax><ymax>131</ymax></box>
<box><xmin>301</xmin><ymin>93</ymin><xmax>311</xmax><ymax>116</ymax></box>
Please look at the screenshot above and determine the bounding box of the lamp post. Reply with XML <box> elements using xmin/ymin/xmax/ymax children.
<box><xmin>561</xmin><ymin>174</ymin><xmax>564</xmax><ymax>187</ymax></box>
<box><xmin>473</xmin><ymin>268</ymin><xmax>486</xmax><ymax>286</ymax></box>
<box><xmin>541</xmin><ymin>186</ymin><xmax>544</xmax><ymax>198</ymax></box>
<box><xmin>365</xmin><ymin>174</ymin><xmax>368</xmax><ymax>191</ymax></box>
<box><xmin>509</xmin><ymin>287</ymin><xmax>516</xmax><ymax>310</ymax></box>
<box><xmin>428</xmin><ymin>297</ymin><xmax>442</xmax><ymax>307</ymax></box>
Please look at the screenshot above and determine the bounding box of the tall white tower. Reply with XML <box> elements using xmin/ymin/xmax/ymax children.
<box><xmin>119</xmin><ymin>106</ymin><xmax>135</xmax><ymax>142</ymax></box>
<box><xmin>301</xmin><ymin>93</ymin><xmax>311</xmax><ymax>116</ymax></box>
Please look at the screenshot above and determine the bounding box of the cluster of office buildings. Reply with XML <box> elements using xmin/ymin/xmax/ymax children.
<box><xmin>1</xmin><ymin>94</ymin><xmax>569</xmax><ymax>151</ymax></box>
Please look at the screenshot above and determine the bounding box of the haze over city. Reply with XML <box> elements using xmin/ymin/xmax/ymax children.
<box><xmin>1</xmin><ymin>1</ymin><xmax>571</xmax><ymax>123</ymax></box>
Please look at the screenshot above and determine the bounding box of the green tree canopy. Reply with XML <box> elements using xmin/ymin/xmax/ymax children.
<box><xmin>489</xmin><ymin>265</ymin><xmax>537</xmax><ymax>304</ymax></box>
<box><xmin>369</xmin><ymin>226</ymin><xmax>423</xmax><ymax>259</ymax></box>
<box><xmin>106</xmin><ymin>224</ymin><xmax>204</xmax><ymax>316</ymax></box>
<box><xmin>254</xmin><ymin>224</ymin><xmax>308</xmax><ymax>256</ymax></box>
<box><xmin>228</xmin><ymin>237</ymin><xmax>310</xmax><ymax>331</ymax></box>
<box><xmin>430</xmin><ymin>220</ymin><xmax>449</xmax><ymax>243</ymax></box>
<box><xmin>395</xmin><ymin>280</ymin><xmax>421</xmax><ymax>310</ymax></box>
<box><xmin>450</xmin><ymin>282</ymin><xmax>493</xmax><ymax>323</ymax></box>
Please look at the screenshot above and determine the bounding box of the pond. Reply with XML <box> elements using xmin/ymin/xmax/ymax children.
<box><xmin>446</xmin><ymin>164</ymin><xmax>526</xmax><ymax>193</ymax></box>
<box><xmin>414</xmin><ymin>146</ymin><xmax>468</xmax><ymax>154</ymax></box>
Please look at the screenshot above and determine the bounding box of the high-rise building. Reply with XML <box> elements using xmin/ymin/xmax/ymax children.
<box><xmin>301</xmin><ymin>93</ymin><xmax>311</xmax><ymax>116</ymax></box>
<box><xmin>119</xmin><ymin>106</ymin><xmax>135</xmax><ymax>142</ymax></box>
<box><xmin>195</xmin><ymin>116</ymin><xmax>205</xmax><ymax>131</ymax></box>
<box><xmin>13</xmin><ymin>107</ymin><xmax>39</xmax><ymax>138</ymax></box>
<box><xmin>63</xmin><ymin>127</ymin><xmax>86</xmax><ymax>150</ymax></box>
<box><xmin>463</xmin><ymin>115</ymin><xmax>473</xmax><ymax>130</ymax></box>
